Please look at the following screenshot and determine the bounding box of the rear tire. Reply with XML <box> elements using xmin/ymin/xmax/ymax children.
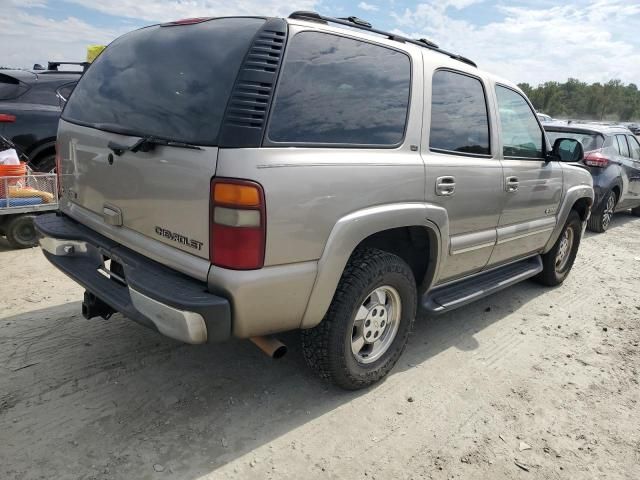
<box><xmin>536</xmin><ymin>210</ymin><xmax>581</xmax><ymax>286</ymax></box>
<box><xmin>301</xmin><ymin>248</ymin><xmax>417</xmax><ymax>390</ymax></box>
<box><xmin>587</xmin><ymin>190</ymin><xmax>616</xmax><ymax>232</ymax></box>
<box><xmin>31</xmin><ymin>153</ymin><xmax>56</xmax><ymax>173</ymax></box>
<box><xmin>5</xmin><ymin>214</ymin><xmax>38</xmax><ymax>249</ymax></box>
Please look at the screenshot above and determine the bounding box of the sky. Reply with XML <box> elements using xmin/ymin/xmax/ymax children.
<box><xmin>1</xmin><ymin>0</ymin><xmax>638</xmax><ymax>86</ymax></box>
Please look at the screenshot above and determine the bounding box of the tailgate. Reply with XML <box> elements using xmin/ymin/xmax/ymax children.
<box><xmin>58</xmin><ymin>119</ymin><xmax>215</xmax><ymax>259</ymax></box>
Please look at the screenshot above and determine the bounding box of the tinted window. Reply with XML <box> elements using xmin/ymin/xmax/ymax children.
<box><xmin>62</xmin><ymin>18</ymin><xmax>265</xmax><ymax>145</ymax></box>
<box><xmin>57</xmin><ymin>83</ymin><xmax>76</xmax><ymax>103</ymax></box>
<box><xmin>0</xmin><ymin>74</ymin><xmax>27</xmax><ymax>100</ymax></box>
<box><xmin>628</xmin><ymin>135</ymin><xmax>640</xmax><ymax>160</ymax></box>
<box><xmin>496</xmin><ymin>86</ymin><xmax>543</xmax><ymax>158</ymax></box>
<box><xmin>616</xmin><ymin>135</ymin><xmax>630</xmax><ymax>157</ymax></box>
<box><xmin>545</xmin><ymin>130</ymin><xmax>604</xmax><ymax>152</ymax></box>
<box><xmin>429</xmin><ymin>70</ymin><xmax>490</xmax><ymax>155</ymax></box>
<box><xmin>267</xmin><ymin>32</ymin><xmax>410</xmax><ymax>145</ymax></box>
<box><xmin>23</xmin><ymin>83</ymin><xmax>62</xmax><ymax>106</ymax></box>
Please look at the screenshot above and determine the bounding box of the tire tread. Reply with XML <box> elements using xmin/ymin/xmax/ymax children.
<box><xmin>301</xmin><ymin>248</ymin><xmax>416</xmax><ymax>390</ymax></box>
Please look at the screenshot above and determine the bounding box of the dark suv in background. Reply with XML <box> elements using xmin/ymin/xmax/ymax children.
<box><xmin>545</xmin><ymin>123</ymin><xmax>640</xmax><ymax>232</ymax></box>
<box><xmin>0</xmin><ymin>62</ymin><xmax>84</xmax><ymax>171</ymax></box>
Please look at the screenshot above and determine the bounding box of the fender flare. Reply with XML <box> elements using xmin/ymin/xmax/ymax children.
<box><xmin>543</xmin><ymin>184</ymin><xmax>593</xmax><ymax>253</ymax></box>
<box><xmin>300</xmin><ymin>203</ymin><xmax>449</xmax><ymax>329</ymax></box>
<box><xmin>596</xmin><ymin>178</ymin><xmax>623</xmax><ymax>210</ymax></box>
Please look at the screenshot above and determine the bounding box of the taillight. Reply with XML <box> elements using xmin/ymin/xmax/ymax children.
<box><xmin>584</xmin><ymin>150</ymin><xmax>610</xmax><ymax>168</ymax></box>
<box><xmin>0</xmin><ymin>113</ymin><xmax>16</xmax><ymax>122</ymax></box>
<box><xmin>210</xmin><ymin>179</ymin><xmax>266</xmax><ymax>270</ymax></box>
<box><xmin>55</xmin><ymin>142</ymin><xmax>62</xmax><ymax>197</ymax></box>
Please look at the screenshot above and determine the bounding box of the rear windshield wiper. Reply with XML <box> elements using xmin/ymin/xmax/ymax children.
<box><xmin>108</xmin><ymin>136</ymin><xmax>202</xmax><ymax>156</ymax></box>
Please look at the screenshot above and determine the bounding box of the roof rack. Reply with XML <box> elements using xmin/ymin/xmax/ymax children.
<box><xmin>288</xmin><ymin>11</ymin><xmax>476</xmax><ymax>68</ymax></box>
<box><xmin>45</xmin><ymin>61</ymin><xmax>90</xmax><ymax>72</ymax></box>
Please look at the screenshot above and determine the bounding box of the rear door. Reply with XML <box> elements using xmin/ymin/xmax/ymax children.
<box><xmin>488</xmin><ymin>84</ymin><xmax>563</xmax><ymax>266</ymax></box>
<box><xmin>423</xmin><ymin>67</ymin><xmax>504</xmax><ymax>283</ymax></box>
<box><xmin>623</xmin><ymin>134</ymin><xmax>640</xmax><ymax>204</ymax></box>
<box><xmin>57</xmin><ymin>17</ymin><xmax>266</xmax><ymax>260</ymax></box>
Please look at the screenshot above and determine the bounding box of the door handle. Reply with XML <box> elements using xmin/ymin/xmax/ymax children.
<box><xmin>505</xmin><ymin>176</ymin><xmax>519</xmax><ymax>192</ymax></box>
<box><xmin>436</xmin><ymin>176</ymin><xmax>456</xmax><ymax>196</ymax></box>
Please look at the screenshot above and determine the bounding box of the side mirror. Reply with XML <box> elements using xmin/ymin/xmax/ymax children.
<box><xmin>549</xmin><ymin>138</ymin><xmax>584</xmax><ymax>162</ymax></box>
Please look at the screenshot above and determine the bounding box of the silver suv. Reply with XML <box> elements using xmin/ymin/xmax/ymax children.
<box><xmin>36</xmin><ymin>12</ymin><xmax>594</xmax><ymax>389</ymax></box>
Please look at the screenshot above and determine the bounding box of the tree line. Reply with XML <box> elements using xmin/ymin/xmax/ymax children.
<box><xmin>518</xmin><ymin>79</ymin><xmax>640</xmax><ymax>122</ymax></box>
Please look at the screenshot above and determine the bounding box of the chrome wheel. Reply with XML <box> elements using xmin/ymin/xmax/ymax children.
<box><xmin>350</xmin><ymin>286</ymin><xmax>401</xmax><ymax>364</ymax></box>
<box><xmin>555</xmin><ymin>226</ymin><xmax>574</xmax><ymax>272</ymax></box>
<box><xmin>601</xmin><ymin>193</ymin><xmax>615</xmax><ymax>230</ymax></box>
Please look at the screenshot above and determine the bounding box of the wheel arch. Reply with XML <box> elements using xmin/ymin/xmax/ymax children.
<box><xmin>300</xmin><ymin>203</ymin><xmax>448</xmax><ymax>329</ymax></box>
<box><xmin>543</xmin><ymin>184</ymin><xmax>593</xmax><ymax>253</ymax></box>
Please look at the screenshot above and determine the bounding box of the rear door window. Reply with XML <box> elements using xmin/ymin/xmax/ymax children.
<box><xmin>496</xmin><ymin>85</ymin><xmax>544</xmax><ymax>159</ymax></box>
<box><xmin>627</xmin><ymin>135</ymin><xmax>640</xmax><ymax>160</ymax></box>
<box><xmin>62</xmin><ymin>18</ymin><xmax>265</xmax><ymax>145</ymax></box>
<box><xmin>616</xmin><ymin>135</ymin><xmax>630</xmax><ymax>157</ymax></box>
<box><xmin>429</xmin><ymin>70</ymin><xmax>490</xmax><ymax>156</ymax></box>
<box><xmin>267</xmin><ymin>32</ymin><xmax>411</xmax><ymax>146</ymax></box>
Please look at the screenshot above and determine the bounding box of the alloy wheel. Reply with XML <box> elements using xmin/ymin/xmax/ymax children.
<box><xmin>601</xmin><ymin>193</ymin><xmax>615</xmax><ymax>230</ymax></box>
<box><xmin>555</xmin><ymin>226</ymin><xmax>574</xmax><ymax>273</ymax></box>
<box><xmin>350</xmin><ymin>286</ymin><xmax>402</xmax><ymax>364</ymax></box>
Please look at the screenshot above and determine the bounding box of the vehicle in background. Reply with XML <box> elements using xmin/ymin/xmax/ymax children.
<box><xmin>627</xmin><ymin>124</ymin><xmax>640</xmax><ymax>135</ymax></box>
<box><xmin>0</xmin><ymin>62</ymin><xmax>85</xmax><ymax>172</ymax></box>
<box><xmin>545</xmin><ymin>124</ymin><xmax>640</xmax><ymax>232</ymax></box>
<box><xmin>537</xmin><ymin>112</ymin><xmax>553</xmax><ymax>123</ymax></box>
<box><xmin>36</xmin><ymin>13</ymin><xmax>593</xmax><ymax>389</ymax></box>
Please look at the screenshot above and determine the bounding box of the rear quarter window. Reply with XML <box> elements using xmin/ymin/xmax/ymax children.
<box><xmin>0</xmin><ymin>74</ymin><xmax>28</xmax><ymax>100</ymax></box>
<box><xmin>266</xmin><ymin>32</ymin><xmax>411</xmax><ymax>146</ymax></box>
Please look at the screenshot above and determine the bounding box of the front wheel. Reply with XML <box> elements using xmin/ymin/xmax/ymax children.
<box><xmin>301</xmin><ymin>248</ymin><xmax>417</xmax><ymax>390</ymax></box>
<box><xmin>535</xmin><ymin>210</ymin><xmax>582</xmax><ymax>286</ymax></box>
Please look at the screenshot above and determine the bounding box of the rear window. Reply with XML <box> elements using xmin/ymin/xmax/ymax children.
<box><xmin>545</xmin><ymin>130</ymin><xmax>604</xmax><ymax>152</ymax></box>
<box><xmin>62</xmin><ymin>18</ymin><xmax>265</xmax><ymax>145</ymax></box>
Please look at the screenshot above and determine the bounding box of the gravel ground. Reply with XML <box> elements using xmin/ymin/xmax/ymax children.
<box><xmin>1</xmin><ymin>214</ymin><xmax>639</xmax><ymax>480</ymax></box>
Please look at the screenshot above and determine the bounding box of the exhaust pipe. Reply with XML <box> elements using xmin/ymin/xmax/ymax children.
<box><xmin>250</xmin><ymin>336</ymin><xmax>287</xmax><ymax>359</ymax></box>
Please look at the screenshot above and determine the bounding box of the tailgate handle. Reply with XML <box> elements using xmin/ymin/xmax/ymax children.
<box><xmin>103</xmin><ymin>204</ymin><xmax>123</xmax><ymax>226</ymax></box>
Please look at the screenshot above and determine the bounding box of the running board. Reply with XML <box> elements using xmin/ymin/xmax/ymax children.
<box><xmin>421</xmin><ymin>256</ymin><xmax>543</xmax><ymax>315</ymax></box>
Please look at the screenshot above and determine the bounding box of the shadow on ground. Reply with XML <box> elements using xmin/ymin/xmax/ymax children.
<box><xmin>0</xmin><ymin>273</ymin><xmax>550</xmax><ymax>479</ymax></box>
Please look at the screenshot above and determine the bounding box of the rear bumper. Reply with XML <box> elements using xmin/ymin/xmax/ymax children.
<box><xmin>34</xmin><ymin>213</ymin><xmax>231</xmax><ymax>344</ymax></box>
